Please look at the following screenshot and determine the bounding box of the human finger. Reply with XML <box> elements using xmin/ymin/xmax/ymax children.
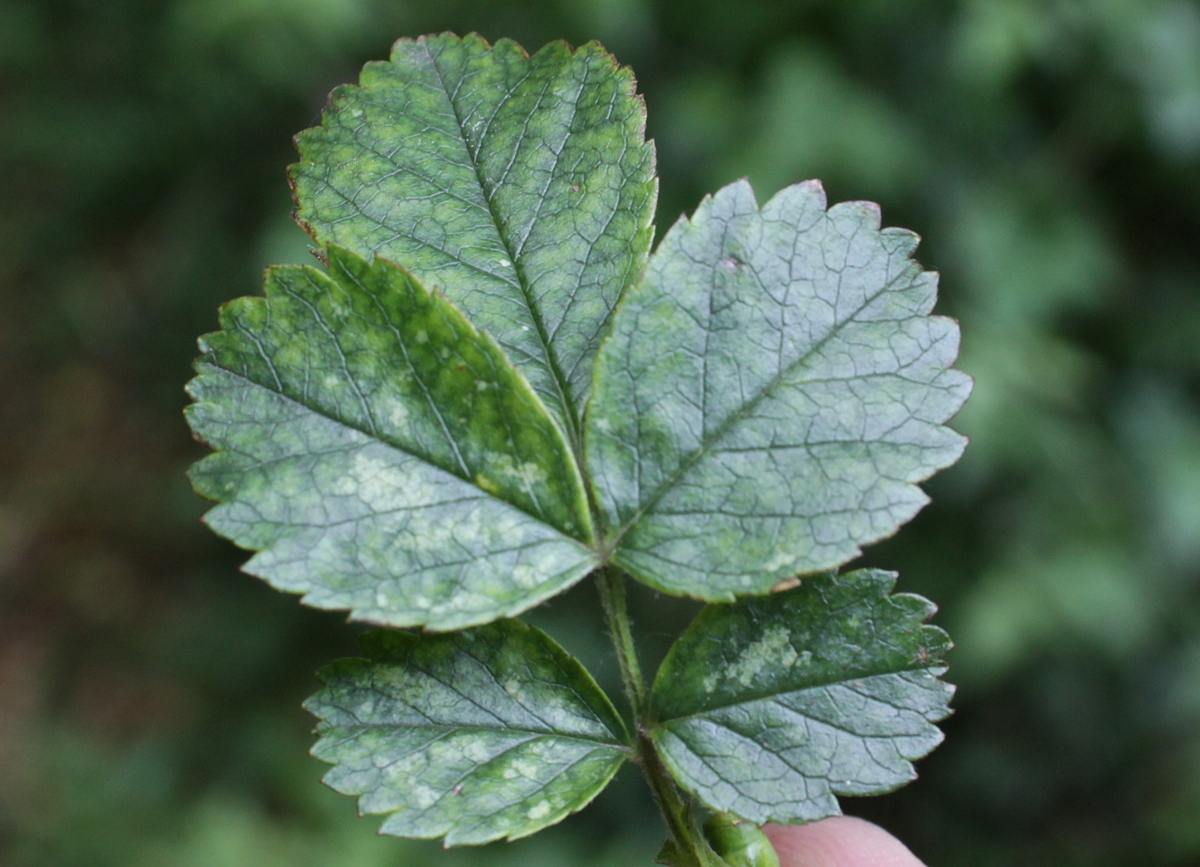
<box><xmin>762</xmin><ymin>816</ymin><xmax>927</xmax><ymax>867</ymax></box>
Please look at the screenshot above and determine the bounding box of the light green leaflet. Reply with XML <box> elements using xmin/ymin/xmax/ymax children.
<box><xmin>649</xmin><ymin>570</ymin><xmax>953</xmax><ymax>825</ymax></box>
<box><xmin>307</xmin><ymin>621</ymin><xmax>629</xmax><ymax>845</ymax></box>
<box><xmin>187</xmin><ymin>247</ymin><xmax>598</xmax><ymax>630</ymax></box>
<box><xmin>587</xmin><ymin>179</ymin><xmax>972</xmax><ymax>598</ymax></box>
<box><xmin>291</xmin><ymin>32</ymin><xmax>657</xmax><ymax>434</ymax></box>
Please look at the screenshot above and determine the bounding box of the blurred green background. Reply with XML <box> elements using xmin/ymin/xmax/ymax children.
<box><xmin>3</xmin><ymin>0</ymin><xmax>1200</xmax><ymax>864</ymax></box>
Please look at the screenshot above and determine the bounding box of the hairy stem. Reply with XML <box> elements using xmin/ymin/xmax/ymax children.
<box><xmin>597</xmin><ymin>568</ymin><xmax>721</xmax><ymax>867</ymax></box>
<box><xmin>597</xmin><ymin>567</ymin><xmax>647</xmax><ymax>716</ymax></box>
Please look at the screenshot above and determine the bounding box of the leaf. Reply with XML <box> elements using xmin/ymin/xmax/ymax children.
<box><xmin>291</xmin><ymin>33</ymin><xmax>657</xmax><ymax>433</ymax></box>
<box><xmin>649</xmin><ymin>569</ymin><xmax>953</xmax><ymax>825</ymax></box>
<box><xmin>306</xmin><ymin>620</ymin><xmax>629</xmax><ymax>845</ymax></box>
<box><xmin>185</xmin><ymin>246</ymin><xmax>599</xmax><ymax>630</ymax></box>
<box><xmin>587</xmin><ymin>179</ymin><xmax>971</xmax><ymax>598</ymax></box>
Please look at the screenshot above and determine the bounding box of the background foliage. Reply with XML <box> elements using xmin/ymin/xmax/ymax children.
<box><xmin>3</xmin><ymin>0</ymin><xmax>1200</xmax><ymax>864</ymax></box>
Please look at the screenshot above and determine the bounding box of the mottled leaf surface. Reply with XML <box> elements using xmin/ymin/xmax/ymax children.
<box><xmin>291</xmin><ymin>32</ymin><xmax>657</xmax><ymax>431</ymax></box>
<box><xmin>650</xmin><ymin>570</ymin><xmax>952</xmax><ymax>824</ymax></box>
<box><xmin>588</xmin><ymin>179</ymin><xmax>971</xmax><ymax>598</ymax></box>
<box><xmin>186</xmin><ymin>247</ymin><xmax>598</xmax><ymax>630</ymax></box>
<box><xmin>307</xmin><ymin>621</ymin><xmax>629</xmax><ymax>845</ymax></box>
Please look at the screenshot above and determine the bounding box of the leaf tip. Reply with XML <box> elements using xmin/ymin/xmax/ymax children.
<box><xmin>798</xmin><ymin>177</ymin><xmax>826</xmax><ymax>196</ymax></box>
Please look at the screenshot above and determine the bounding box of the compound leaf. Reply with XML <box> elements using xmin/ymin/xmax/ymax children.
<box><xmin>307</xmin><ymin>621</ymin><xmax>629</xmax><ymax>845</ymax></box>
<box><xmin>588</xmin><ymin>179</ymin><xmax>971</xmax><ymax>598</ymax></box>
<box><xmin>186</xmin><ymin>246</ymin><xmax>599</xmax><ymax>630</ymax></box>
<box><xmin>649</xmin><ymin>569</ymin><xmax>952</xmax><ymax>825</ymax></box>
<box><xmin>291</xmin><ymin>32</ymin><xmax>657</xmax><ymax>434</ymax></box>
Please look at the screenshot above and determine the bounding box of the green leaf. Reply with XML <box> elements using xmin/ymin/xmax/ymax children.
<box><xmin>587</xmin><ymin>179</ymin><xmax>971</xmax><ymax>598</ymax></box>
<box><xmin>649</xmin><ymin>569</ymin><xmax>953</xmax><ymax>825</ymax></box>
<box><xmin>306</xmin><ymin>620</ymin><xmax>629</xmax><ymax>845</ymax></box>
<box><xmin>291</xmin><ymin>33</ymin><xmax>657</xmax><ymax>433</ymax></box>
<box><xmin>186</xmin><ymin>246</ymin><xmax>599</xmax><ymax>630</ymax></box>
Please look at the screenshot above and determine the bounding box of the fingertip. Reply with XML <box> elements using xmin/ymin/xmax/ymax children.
<box><xmin>763</xmin><ymin>816</ymin><xmax>926</xmax><ymax>867</ymax></box>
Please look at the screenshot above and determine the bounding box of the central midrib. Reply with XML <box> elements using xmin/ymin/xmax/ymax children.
<box><xmin>327</xmin><ymin>722</ymin><xmax>627</xmax><ymax>750</ymax></box>
<box><xmin>423</xmin><ymin>42</ymin><xmax>585</xmax><ymax>455</ymax></box>
<box><xmin>208</xmin><ymin>364</ymin><xmax>593</xmax><ymax>552</ymax></box>
<box><xmin>653</xmin><ymin>660</ymin><xmax>944</xmax><ymax>725</ymax></box>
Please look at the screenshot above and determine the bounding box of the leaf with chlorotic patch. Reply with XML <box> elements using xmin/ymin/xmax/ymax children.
<box><xmin>306</xmin><ymin>620</ymin><xmax>629</xmax><ymax>845</ymax></box>
<box><xmin>186</xmin><ymin>246</ymin><xmax>598</xmax><ymax>630</ymax></box>
<box><xmin>291</xmin><ymin>32</ymin><xmax>657</xmax><ymax>434</ymax></box>
<box><xmin>187</xmin><ymin>32</ymin><xmax>974</xmax><ymax>855</ymax></box>
<box><xmin>588</xmin><ymin>179</ymin><xmax>971</xmax><ymax>599</ymax></box>
<box><xmin>649</xmin><ymin>570</ymin><xmax>953</xmax><ymax>824</ymax></box>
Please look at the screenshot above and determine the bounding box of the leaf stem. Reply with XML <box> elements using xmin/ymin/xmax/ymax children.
<box><xmin>597</xmin><ymin>566</ymin><xmax>647</xmax><ymax>717</ymax></box>
<box><xmin>596</xmin><ymin>568</ymin><xmax>722</xmax><ymax>867</ymax></box>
